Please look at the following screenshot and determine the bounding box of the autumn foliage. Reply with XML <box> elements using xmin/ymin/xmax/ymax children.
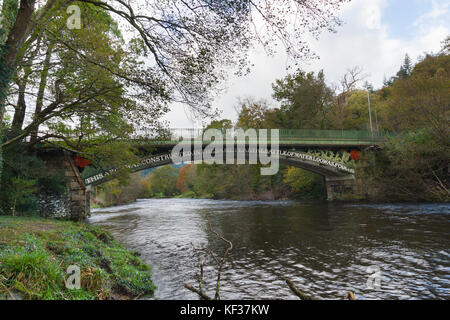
<box><xmin>176</xmin><ymin>164</ymin><xmax>193</xmax><ymax>194</ymax></box>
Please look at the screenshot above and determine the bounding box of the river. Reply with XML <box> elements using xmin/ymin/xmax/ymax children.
<box><xmin>88</xmin><ymin>199</ymin><xmax>450</xmax><ymax>300</ymax></box>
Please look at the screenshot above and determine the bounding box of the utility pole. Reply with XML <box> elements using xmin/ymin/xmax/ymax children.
<box><xmin>374</xmin><ymin>102</ymin><xmax>380</xmax><ymax>134</ymax></box>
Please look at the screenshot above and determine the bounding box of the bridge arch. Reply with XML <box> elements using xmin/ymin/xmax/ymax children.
<box><xmin>84</xmin><ymin>150</ymin><xmax>356</xmax><ymax>185</ymax></box>
<box><xmin>83</xmin><ymin>148</ymin><xmax>359</xmax><ymax>202</ymax></box>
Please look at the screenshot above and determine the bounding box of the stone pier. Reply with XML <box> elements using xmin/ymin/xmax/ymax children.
<box><xmin>324</xmin><ymin>154</ymin><xmax>372</xmax><ymax>201</ymax></box>
<box><xmin>38</xmin><ymin>149</ymin><xmax>88</xmax><ymax>221</ymax></box>
<box><xmin>325</xmin><ymin>176</ymin><xmax>362</xmax><ymax>201</ymax></box>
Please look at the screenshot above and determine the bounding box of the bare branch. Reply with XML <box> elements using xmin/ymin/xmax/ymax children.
<box><xmin>184</xmin><ymin>283</ymin><xmax>212</xmax><ymax>300</ymax></box>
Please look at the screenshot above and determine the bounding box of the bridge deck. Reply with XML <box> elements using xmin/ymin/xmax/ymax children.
<box><xmin>37</xmin><ymin>129</ymin><xmax>387</xmax><ymax>148</ymax></box>
<box><xmin>134</xmin><ymin>129</ymin><xmax>387</xmax><ymax>147</ymax></box>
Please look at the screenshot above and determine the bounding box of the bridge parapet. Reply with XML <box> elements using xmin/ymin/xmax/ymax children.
<box><xmin>131</xmin><ymin>128</ymin><xmax>387</xmax><ymax>146</ymax></box>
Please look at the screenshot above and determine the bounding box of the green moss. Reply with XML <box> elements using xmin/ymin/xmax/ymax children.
<box><xmin>0</xmin><ymin>216</ymin><xmax>155</xmax><ymax>300</ymax></box>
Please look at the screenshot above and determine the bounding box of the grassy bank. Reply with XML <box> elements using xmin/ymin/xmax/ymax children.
<box><xmin>0</xmin><ymin>216</ymin><xmax>155</xmax><ymax>300</ymax></box>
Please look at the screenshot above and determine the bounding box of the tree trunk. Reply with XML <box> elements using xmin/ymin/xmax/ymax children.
<box><xmin>3</xmin><ymin>0</ymin><xmax>36</xmax><ymax>70</ymax></box>
<box><xmin>11</xmin><ymin>64</ymin><xmax>33</xmax><ymax>133</ymax></box>
<box><xmin>0</xmin><ymin>0</ymin><xmax>19</xmax><ymax>43</ymax></box>
<box><xmin>0</xmin><ymin>0</ymin><xmax>36</xmax><ymax>181</ymax></box>
<box><xmin>0</xmin><ymin>0</ymin><xmax>36</xmax><ymax>122</ymax></box>
<box><xmin>12</xmin><ymin>196</ymin><xmax>17</xmax><ymax>217</ymax></box>
<box><xmin>11</xmin><ymin>81</ymin><xmax>27</xmax><ymax>132</ymax></box>
<box><xmin>31</xmin><ymin>42</ymin><xmax>53</xmax><ymax>142</ymax></box>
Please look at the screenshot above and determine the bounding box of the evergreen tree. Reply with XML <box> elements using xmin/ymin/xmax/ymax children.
<box><xmin>441</xmin><ymin>36</ymin><xmax>450</xmax><ymax>55</ymax></box>
<box><xmin>396</xmin><ymin>54</ymin><xmax>413</xmax><ymax>79</ymax></box>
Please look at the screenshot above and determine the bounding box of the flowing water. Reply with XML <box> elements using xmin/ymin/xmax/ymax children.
<box><xmin>88</xmin><ymin>199</ymin><xmax>450</xmax><ymax>300</ymax></box>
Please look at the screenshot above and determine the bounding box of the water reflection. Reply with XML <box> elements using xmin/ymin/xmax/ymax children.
<box><xmin>88</xmin><ymin>199</ymin><xmax>450</xmax><ymax>300</ymax></box>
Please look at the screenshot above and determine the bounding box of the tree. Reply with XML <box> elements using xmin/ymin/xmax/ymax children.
<box><xmin>0</xmin><ymin>0</ymin><xmax>349</xmax><ymax>183</ymax></box>
<box><xmin>0</xmin><ymin>3</ymin><xmax>149</xmax><ymax>201</ymax></box>
<box><xmin>283</xmin><ymin>166</ymin><xmax>324</xmax><ymax>198</ymax></box>
<box><xmin>0</xmin><ymin>0</ymin><xmax>349</xmax><ymax>124</ymax></box>
<box><xmin>93</xmin><ymin>173</ymin><xmax>147</xmax><ymax>207</ymax></box>
<box><xmin>2</xmin><ymin>2</ymin><xmax>167</xmax><ymax>149</ymax></box>
<box><xmin>331</xmin><ymin>66</ymin><xmax>368</xmax><ymax>129</ymax></box>
<box><xmin>205</xmin><ymin>120</ymin><xmax>233</xmax><ymax>130</ymax></box>
<box><xmin>176</xmin><ymin>164</ymin><xmax>194</xmax><ymax>194</ymax></box>
<box><xmin>364</xmin><ymin>45</ymin><xmax>449</xmax><ymax>202</ymax></box>
<box><xmin>339</xmin><ymin>66</ymin><xmax>367</xmax><ymax>93</ymax></box>
<box><xmin>366</xmin><ymin>130</ymin><xmax>449</xmax><ymax>202</ymax></box>
<box><xmin>10</xmin><ymin>176</ymin><xmax>37</xmax><ymax>216</ymax></box>
<box><xmin>272</xmin><ymin>70</ymin><xmax>334</xmax><ymax>129</ymax></box>
<box><xmin>0</xmin><ymin>140</ymin><xmax>65</xmax><ymax>216</ymax></box>
<box><xmin>0</xmin><ymin>0</ymin><xmax>37</xmax><ymax>182</ymax></box>
<box><xmin>382</xmin><ymin>53</ymin><xmax>449</xmax><ymax>139</ymax></box>
<box><xmin>396</xmin><ymin>54</ymin><xmax>413</xmax><ymax>80</ymax></box>
<box><xmin>0</xmin><ymin>0</ymin><xmax>37</xmax><ymax>114</ymax></box>
<box><xmin>235</xmin><ymin>98</ymin><xmax>277</xmax><ymax>129</ymax></box>
<box><xmin>441</xmin><ymin>36</ymin><xmax>450</xmax><ymax>55</ymax></box>
<box><xmin>340</xmin><ymin>89</ymin><xmax>382</xmax><ymax>130</ymax></box>
<box><xmin>144</xmin><ymin>165</ymin><xmax>179</xmax><ymax>198</ymax></box>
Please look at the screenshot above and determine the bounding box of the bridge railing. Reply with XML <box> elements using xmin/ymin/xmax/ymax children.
<box><xmin>132</xmin><ymin>128</ymin><xmax>387</xmax><ymax>142</ymax></box>
<box><xmin>33</xmin><ymin>128</ymin><xmax>388</xmax><ymax>146</ymax></box>
<box><xmin>278</xmin><ymin>129</ymin><xmax>385</xmax><ymax>140</ymax></box>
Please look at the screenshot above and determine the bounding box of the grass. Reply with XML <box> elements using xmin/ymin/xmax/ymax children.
<box><xmin>173</xmin><ymin>191</ymin><xmax>197</xmax><ymax>199</ymax></box>
<box><xmin>0</xmin><ymin>216</ymin><xmax>155</xmax><ymax>300</ymax></box>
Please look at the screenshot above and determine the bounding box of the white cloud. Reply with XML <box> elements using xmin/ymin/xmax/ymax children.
<box><xmin>164</xmin><ymin>0</ymin><xmax>449</xmax><ymax>127</ymax></box>
<box><xmin>359</xmin><ymin>0</ymin><xmax>387</xmax><ymax>30</ymax></box>
<box><xmin>413</xmin><ymin>0</ymin><xmax>450</xmax><ymax>28</ymax></box>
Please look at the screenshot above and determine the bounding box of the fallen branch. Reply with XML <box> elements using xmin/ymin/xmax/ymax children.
<box><xmin>205</xmin><ymin>215</ymin><xmax>233</xmax><ymax>300</ymax></box>
<box><xmin>185</xmin><ymin>213</ymin><xmax>233</xmax><ymax>300</ymax></box>
<box><xmin>198</xmin><ymin>260</ymin><xmax>204</xmax><ymax>293</ymax></box>
<box><xmin>285</xmin><ymin>278</ymin><xmax>315</xmax><ymax>300</ymax></box>
<box><xmin>286</xmin><ymin>278</ymin><xmax>356</xmax><ymax>300</ymax></box>
<box><xmin>184</xmin><ymin>283</ymin><xmax>212</xmax><ymax>300</ymax></box>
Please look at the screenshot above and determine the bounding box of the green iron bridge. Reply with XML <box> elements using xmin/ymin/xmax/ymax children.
<box><xmin>82</xmin><ymin>128</ymin><xmax>387</xmax><ymax>198</ymax></box>
<box><xmin>37</xmin><ymin>129</ymin><xmax>388</xmax><ymax>220</ymax></box>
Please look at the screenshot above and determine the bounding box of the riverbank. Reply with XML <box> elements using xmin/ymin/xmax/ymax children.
<box><xmin>0</xmin><ymin>216</ymin><xmax>155</xmax><ymax>300</ymax></box>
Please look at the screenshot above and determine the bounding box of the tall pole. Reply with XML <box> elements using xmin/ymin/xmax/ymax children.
<box><xmin>374</xmin><ymin>103</ymin><xmax>379</xmax><ymax>134</ymax></box>
<box><xmin>367</xmin><ymin>89</ymin><xmax>374</xmax><ymax>137</ymax></box>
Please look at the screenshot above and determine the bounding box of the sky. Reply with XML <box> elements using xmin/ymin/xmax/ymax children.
<box><xmin>164</xmin><ymin>0</ymin><xmax>449</xmax><ymax>128</ymax></box>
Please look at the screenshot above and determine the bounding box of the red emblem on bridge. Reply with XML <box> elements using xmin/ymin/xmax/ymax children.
<box><xmin>74</xmin><ymin>156</ymin><xmax>92</xmax><ymax>168</ymax></box>
<box><xmin>350</xmin><ymin>150</ymin><xmax>361</xmax><ymax>161</ymax></box>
